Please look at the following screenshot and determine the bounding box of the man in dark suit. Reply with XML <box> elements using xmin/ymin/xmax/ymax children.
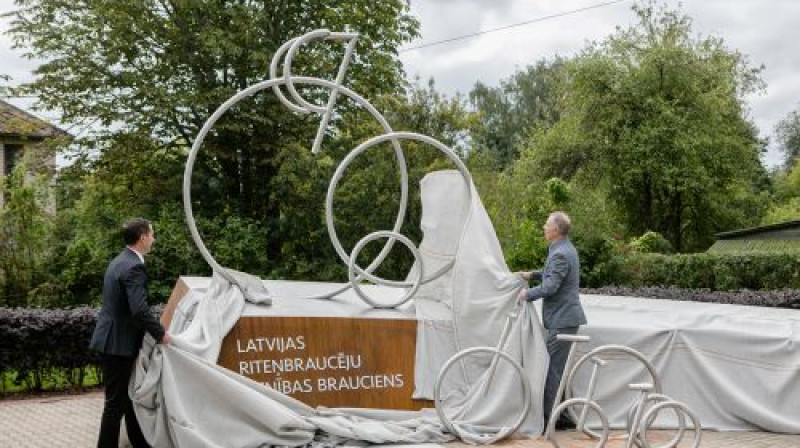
<box><xmin>517</xmin><ymin>211</ymin><xmax>586</xmax><ymax>429</ymax></box>
<box><xmin>90</xmin><ymin>218</ymin><xmax>170</xmax><ymax>448</ymax></box>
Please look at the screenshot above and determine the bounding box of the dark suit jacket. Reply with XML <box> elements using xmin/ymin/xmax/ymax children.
<box><xmin>90</xmin><ymin>248</ymin><xmax>165</xmax><ymax>356</ymax></box>
<box><xmin>526</xmin><ymin>238</ymin><xmax>587</xmax><ymax>329</ymax></box>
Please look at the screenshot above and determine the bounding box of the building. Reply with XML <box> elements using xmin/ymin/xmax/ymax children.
<box><xmin>707</xmin><ymin>220</ymin><xmax>800</xmax><ymax>253</ymax></box>
<box><xmin>0</xmin><ymin>99</ymin><xmax>71</xmax><ymax>209</ymax></box>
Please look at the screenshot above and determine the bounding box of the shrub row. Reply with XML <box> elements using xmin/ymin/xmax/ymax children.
<box><xmin>591</xmin><ymin>252</ymin><xmax>800</xmax><ymax>291</ymax></box>
<box><xmin>0</xmin><ymin>306</ymin><xmax>100</xmax><ymax>395</ymax></box>
<box><xmin>582</xmin><ymin>286</ymin><xmax>800</xmax><ymax>309</ymax></box>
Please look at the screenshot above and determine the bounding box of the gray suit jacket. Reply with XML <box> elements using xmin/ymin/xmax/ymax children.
<box><xmin>526</xmin><ymin>238</ymin><xmax>587</xmax><ymax>329</ymax></box>
<box><xmin>89</xmin><ymin>248</ymin><xmax>165</xmax><ymax>356</ymax></box>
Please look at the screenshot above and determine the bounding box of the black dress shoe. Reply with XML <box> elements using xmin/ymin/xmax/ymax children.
<box><xmin>555</xmin><ymin>417</ymin><xmax>576</xmax><ymax>430</ymax></box>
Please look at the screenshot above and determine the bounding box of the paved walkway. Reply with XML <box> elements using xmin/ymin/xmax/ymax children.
<box><xmin>1</xmin><ymin>392</ymin><xmax>798</xmax><ymax>447</ymax></box>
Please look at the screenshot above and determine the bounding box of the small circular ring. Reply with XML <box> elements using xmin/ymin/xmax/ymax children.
<box><xmin>547</xmin><ymin>398</ymin><xmax>609</xmax><ymax>448</ymax></box>
<box><xmin>639</xmin><ymin>400</ymin><xmax>702</xmax><ymax>448</ymax></box>
<box><xmin>348</xmin><ymin>231</ymin><xmax>422</xmax><ymax>308</ymax></box>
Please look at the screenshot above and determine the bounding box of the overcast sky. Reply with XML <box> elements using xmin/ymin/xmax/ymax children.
<box><xmin>2</xmin><ymin>0</ymin><xmax>799</xmax><ymax>167</ymax></box>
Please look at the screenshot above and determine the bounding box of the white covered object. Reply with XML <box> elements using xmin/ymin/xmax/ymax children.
<box><xmin>561</xmin><ymin>295</ymin><xmax>800</xmax><ymax>433</ymax></box>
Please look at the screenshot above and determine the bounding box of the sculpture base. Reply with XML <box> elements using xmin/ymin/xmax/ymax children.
<box><xmin>163</xmin><ymin>276</ymin><xmax>434</xmax><ymax>410</ymax></box>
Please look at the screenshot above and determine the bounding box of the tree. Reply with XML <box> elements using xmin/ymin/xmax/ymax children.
<box><xmin>775</xmin><ymin>107</ymin><xmax>800</xmax><ymax>170</ymax></box>
<box><xmin>525</xmin><ymin>1</ymin><xmax>768</xmax><ymax>251</ymax></box>
<box><xmin>469</xmin><ymin>58</ymin><xmax>566</xmax><ymax>168</ymax></box>
<box><xmin>0</xmin><ymin>155</ymin><xmax>54</xmax><ymax>307</ymax></box>
<box><xmin>6</xmin><ymin>0</ymin><xmax>420</xmax><ymax>285</ymax></box>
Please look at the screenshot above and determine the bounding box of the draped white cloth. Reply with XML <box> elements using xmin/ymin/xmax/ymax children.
<box><xmin>410</xmin><ymin>170</ymin><xmax>549</xmax><ymax>438</ymax></box>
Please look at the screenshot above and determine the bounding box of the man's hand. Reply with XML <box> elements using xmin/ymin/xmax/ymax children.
<box><xmin>515</xmin><ymin>271</ymin><xmax>532</xmax><ymax>281</ymax></box>
<box><xmin>161</xmin><ymin>332</ymin><xmax>171</xmax><ymax>345</ymax></box>
<box><xmin>517</xmin><ymin>288</ymin><xmax>528</xmax><ymax>305</ymax></box>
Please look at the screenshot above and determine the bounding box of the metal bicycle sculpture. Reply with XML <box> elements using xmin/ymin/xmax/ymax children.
<box><xmin>545</xmin><ymin>335</ymin><xmax>702</xmax><ymax>448</ymax></box>
<box><xmin>182</xmin><ymin>29</ymin><xmax>471</xmax><ymax>308</ymax></box>
<box><xmin>433</xmin><ymin>302</ymin><xmax>532</xmax><ymax>444</ymax></box>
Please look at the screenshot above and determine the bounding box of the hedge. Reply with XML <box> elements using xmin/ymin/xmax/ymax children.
<box><xmin>583</xmin><ymin>286</ymin><xmax>800</xmax><ymax>308</ymax></box>
<box><xmin>0</xmin><ymin>306</ymin><xmax>100</xmax><ymax>395</ymax></box>
<box><xmin>593</xmin><ymin>252</ymin><xmax>800</xmax><ymax>291</ymax></box>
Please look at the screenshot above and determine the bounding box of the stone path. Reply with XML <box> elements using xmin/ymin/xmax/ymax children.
<box><xmin>1</xmin><ymin>392</ymin><xmax>798</xmax><ymax>447</ymax></box>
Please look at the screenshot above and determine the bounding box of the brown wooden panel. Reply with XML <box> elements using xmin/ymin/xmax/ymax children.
<box><xmin>218</xmin><ymin>316</ymin><xmax>433</xmax><ymax>410</ymax></box>
<box><xmin>160</xmin><ymin>277</ymin><xmax>189</xmax><ymax>327</ymax></box>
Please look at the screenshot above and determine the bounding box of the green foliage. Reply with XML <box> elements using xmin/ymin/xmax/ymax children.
<box><xmin>525</xmin><ymin>1</ymin><xmax>768</xmax><ymax>252</ymax></box>
<box><xmin>0</xmin><ymin>306</ymin><xmax>100</xmax><ymax>394</ymax></box>
<box><xmin>630</xmin><ymin>231</ymin><xmax>673</xmax><ymax>254</ymax></box>
<box><xmin>762</xmin><ymin>198</ymin><xmax>800</xmax><ymax>226</ymax></box>
<box><xmin>600</xmin><ymin>252</ymin><xmax>800</xmax><ymax>290</ymax></box>
<box><xmin>469</xmin><ymin>58</ymin><xmax>566</xmax><ymax>168</ymax></box>
<box><xmin>6</xmin><ymin>0</ymin><xmax>420</xmax><ymax>273</ymax></box>
<box><xmin>775</xmin><ymin>107</ymin><xmax>800</xmax><ymax>170</ymax></box>
<box><xmin>763</xmin><ymin>159</ymin><xmax>800</xmax><ymax>225</ymax></box>
<box><xmin>0</xmin><ymin>156</ymin><xmax>54</xmax><ymax>308</ymax></box>
<box><xmin>474</xmin><ymin>146</ymin><xmax>623</xmax><ymax>287</ymax></box>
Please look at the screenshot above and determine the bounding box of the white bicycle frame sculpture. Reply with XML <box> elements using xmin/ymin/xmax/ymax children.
<box><xmin>546</xmin><ymin>335</ymin><xmax>702</xmax><ymax>448</ymax></box>
<box><xmin>182</xmin><ymin>29</ymin><xmax>471</xmax><ymax>308</ymax></box>
<box><xmin>433</xmin><ymin>302</ymin><xmax>532</xmax><ymax>443</ymax></box>
<box><xmin>181</xmin><ymin>29</ymin><xmax>701</xmax><ymax>446</ymax></box>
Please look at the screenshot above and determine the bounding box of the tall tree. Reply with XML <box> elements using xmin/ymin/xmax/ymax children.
<box><xmin>775</xmin><ymin>107</ymin><xmax>800</xmax><ymax>170</ymax></box>
<box><xmin>526</xmin><ymin>1</ymin><xmax>767</xmax><ymax>251</ymax></box>
<box><xmin>0</xmin><ymin>156</ymin><xmax>54</xmax><ymax>307</ymax></box>
<box><xmin>469</xmin><ymin>58</ymin><xmax>566</xmax><ymax>168</ymax></box>
<box><xmin>7</xmin><ymin>0</ymin><xmax>419</xmax><ymax>267</ymax></box>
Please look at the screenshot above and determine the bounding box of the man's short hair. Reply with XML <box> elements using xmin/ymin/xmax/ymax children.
<box><xmin>123</xmin><ymin>218</ymin><xmax>152</xmax><ymax>246</ymax></box>
<box><xmin>549</xmin><ymin>211</ymin><xmax>571</xmax><ymax>236</ymax></box>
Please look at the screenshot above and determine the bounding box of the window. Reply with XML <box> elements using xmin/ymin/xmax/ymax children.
<box><xmin>3</xmin><ymin>144</ymin><xmax>22</xmax><ymax>175</ymax></box>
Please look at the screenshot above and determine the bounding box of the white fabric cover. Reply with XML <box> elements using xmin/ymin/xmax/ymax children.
<box><xmin>561</xmin><ymin>295</ymin><xmax>800</xmax><ymax>433</ymax></box>
<box><xmin>410</xmin><ymin>170</ymin><xmax>549</xmax><ymax>438</ymax></box>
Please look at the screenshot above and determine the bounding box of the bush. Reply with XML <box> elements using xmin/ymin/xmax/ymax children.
<box><xmin>596</xmin><ymin>252</ymin><xmax>800</xmax><ymax>291</ymax></box>
<box><xmin>0</xmin><ymin>307</ymin><xmax>100</xmax><ymax>394</ymax></box>
<box><xmin>629</xmin><ymin>231</ymin><xmax>673</xmax><ymax>254</ymax></box>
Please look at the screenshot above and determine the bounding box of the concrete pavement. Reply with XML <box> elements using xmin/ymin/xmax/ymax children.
<box><xmin>1</xmin><ymin>391</ymin><xmax>798</xmax><ymax>447</ymax></box>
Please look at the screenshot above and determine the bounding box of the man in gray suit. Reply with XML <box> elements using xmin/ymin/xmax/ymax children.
<box><xmin>516</xmin><ymin>211</ymin><xmax>586</xmax><ymax>429</ymax></box>
<box><xmin>90</xmin><ymin>218</ymin><xmax>170</xmax><ymax>448</ymax></box>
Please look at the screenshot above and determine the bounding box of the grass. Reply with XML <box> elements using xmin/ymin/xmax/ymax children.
<box><xmin>1</xmin><ymin>366</ymin><xmax>101</xmax><ymax>396</ymax></box>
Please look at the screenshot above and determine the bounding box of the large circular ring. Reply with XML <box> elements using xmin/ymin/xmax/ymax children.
<box><xmin>348</xmin><ymin>230</ymin><xmax>423</xmax><ymax>308</ymax></box>
<box><xmin>326</xmin><ymin>131</ymin><xmax>472</xmax><ymax>288</ymax></box>
<box><xmin>183</xmin><ymin>76</ymin><xmax>408</xmax><ymax>293</ymax></box>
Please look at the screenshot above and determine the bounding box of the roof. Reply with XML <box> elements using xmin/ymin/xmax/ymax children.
<box><xmin>715</xmin><ymin>220</ymin><xmax>800</xmax><ymax>239</ymax></box>
<box><xmin>0</xmin><ymin>100</ymin><xmax>71</xmax><ymax>139</ymax></box>
<box><xmin>707</xmin><ymin>239</ymin><xmax>800</xmax><ymax>254</ymax></box>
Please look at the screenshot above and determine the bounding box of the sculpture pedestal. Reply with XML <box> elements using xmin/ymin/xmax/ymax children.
<box><xmin>163</xmin><ymin>276</ymin><xmax>433</xmax><ymax>410</ymax></box>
